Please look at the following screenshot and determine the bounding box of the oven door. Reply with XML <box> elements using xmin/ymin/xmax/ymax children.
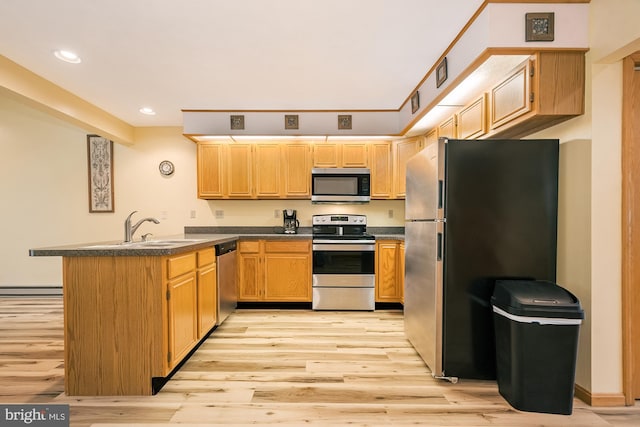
<box><xmin>312</xmin><ymin>241</ymin><xmax>375</xmax><ymax>278</ymax></box>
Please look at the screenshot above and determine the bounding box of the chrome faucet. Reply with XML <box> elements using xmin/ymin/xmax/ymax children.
<box><xmin>124</xmin><ymin>211</ymin><xmax>160</xmax><ymax>243</ymax></box>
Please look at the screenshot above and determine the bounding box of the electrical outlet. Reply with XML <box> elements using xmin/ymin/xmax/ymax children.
<box><xmin>190</xmin><ymin>210</ymin><xmax>196</xmax><ymax>219</ymax></box>
<box><xmin>215</xmin><ymin>210</ymin><xmax>224</xmax><ymax>219</ymax></box>
<box><xmin>274</xmin><ymin>209</ymin><xmax>280</xmax><ymax>218</ymax></box>
<box><xmin>388</xmin><ymin>209</ymin><xmax>394</xmax><ymax>218</ymax></box>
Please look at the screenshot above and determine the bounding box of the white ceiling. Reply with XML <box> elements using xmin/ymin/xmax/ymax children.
<box><xmin>0</xmin><ymin>0</ymin><xmax>485</xmax><ymax>128</ymax></box>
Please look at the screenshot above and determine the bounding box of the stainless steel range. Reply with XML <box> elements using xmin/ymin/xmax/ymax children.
<box><xmin>312</xmin><ymin>214</ymin><xmax>375</xmax><ymax>310</ymax></box>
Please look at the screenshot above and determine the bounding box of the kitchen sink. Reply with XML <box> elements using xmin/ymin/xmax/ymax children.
<box><xmin>81</xmin><ymin>239</ymin><xmax>205</xmax><ymax>250</ymax></box>
<box><xmin>136</xmin><ymin>239</ymin><xmax>205</xmax><ymax>246</ymax></box>
<box><xmin>81</xmin><ymin>243</ymin><xmax>132</xmax><ymax>249</ymax></box>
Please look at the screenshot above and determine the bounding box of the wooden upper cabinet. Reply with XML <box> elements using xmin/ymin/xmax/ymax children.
<box><xmin>197</xmin><ymin>143</ymin><xmax>224</xmax><ymax>198</ymax></box>
<box><xmin>313</xmin><ymin>142</ymin><xmax>368</xmax><ymax>168</ymax></box>
<box><xmin>438</xmin><ymin>115</ymin><xmax>457</xmax><ymax>140</ymax></box>
<box><xmin>254</xmin><ymin>143</ymin><xmax>281</xmax><ymax>198</ymax></box>
<box><xmin>283</xmin><ymin>143</ymin><xmax>311</xmax><ymax>198</ymax></box>
<box><xmin>341</xmin><ymin>143</ymin><xmax>368</xmax><ymax>167</ymax></box>
<box><xmin>313</xmin><ymin>143</ymin><xmax>340</xmax><ymax>167</ymax></box>
<box><xmin>393</xmin><ymin>137</ymin><xmax>423</xmax><ymax>198</ymax></box>
<box><xmin>457</xmin><ymin>94</ymin><xmax>487</xmax><ymax>139</ymax></box>
<box><xmin>488</xmin><ymin>51</ymin><xmax>585</xmax><ymax>138</ymax></box>
<box><xmin>369</xmin><ymin>142</ymin><xmax>392</xmax><ymax>199</ymax></box>
<box><xmin>423</xmin><ymin>51</ymin><xmax>585</xmax><ymax>142</ymax></box>
<box><xmin>489</xmin><ymin>61</ymin><xmax>532</xmax><ymax>130</ymax></box>
<box><xmin>424</xmin><ymin>128</ymin><xmax>438</xmax><ymax>147</ymax></box>
<box><xmin>226</xmin><ymin>144</ymin><xmax>253</xmax><ymax>198</ymax></box>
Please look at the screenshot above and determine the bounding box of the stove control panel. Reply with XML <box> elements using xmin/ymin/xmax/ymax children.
<box><xmin>312</xmin><ymin>214</ymin><xmax>367</xmax><ymax>226</ymax></box>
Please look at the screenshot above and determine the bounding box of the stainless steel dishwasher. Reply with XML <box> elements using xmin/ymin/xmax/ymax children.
<box><xmin>215</xmin><ymin>240</ymin><xmax>237</xmax><ymax>325</ymax></box>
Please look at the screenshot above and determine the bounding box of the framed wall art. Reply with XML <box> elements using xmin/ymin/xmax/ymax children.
<box><xmin>436</xmin><ymin>57</ymin><xmax>448</xmax><ymax>88</ymax></box>
<box><xmin>338</xmin><ymin>114</ymin><xmax>352</xmax><ymax>130</ymax></box>
<box><xmin>411</xmin><ymin>91</ymin><xmax>420</xmax><ymax>114</ymax></box>
<box><xmin>230</xmin><ymin>115</ymin><xmax>245</xmax><ymax>130</ymax></box>
<box><xmin>285</xmin><ymin>114</ymin><xmax>299</xmax><ymax>130</ymax></box>
<box><xmin>525</xmin><ymin>12</ymin><xmax>554</xmax><ymax>42</ymax></box>
<box><xmin>87</xmin><ymin>134</ymin><xmax>114</xmax><ymax>213</ymax></box>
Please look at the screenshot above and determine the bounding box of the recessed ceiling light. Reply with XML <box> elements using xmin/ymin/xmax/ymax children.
<box><xmin>139</xmin><ymin>107</ymin><xmax>156</xmax><ymax>115</ymax></box>
<box><xmin>53</xmin><ymin>50</ymin><xmax>81</xmax><ymax>64</ymax></box>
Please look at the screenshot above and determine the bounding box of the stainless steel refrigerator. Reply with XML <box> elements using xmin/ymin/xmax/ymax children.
<box><xmin>404</xmin><ymin>138</ymin><xmax>559</xmax><ymax>381</ymax></box>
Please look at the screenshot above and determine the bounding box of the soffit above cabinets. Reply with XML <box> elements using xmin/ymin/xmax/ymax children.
<box><xmin>0</xmin><ymin>1</ymin><xmax>589</xmax><ymax>142</ymax></box>
<box><xmin>184</xmin><ymin>3</ymin><xmax>589</xmax><ymax>138</ymax></box>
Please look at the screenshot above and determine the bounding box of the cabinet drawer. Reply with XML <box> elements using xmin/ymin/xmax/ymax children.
<box><xmin>197</xmin><ymin>248</ymin><xmax>215</xmax><ymax>267</ymax></box>
<box><xmin>167</xmin><ymin>252</ymin><xmax>196</xmax><ymax>280</ymax></box>
<box><xmin>239</xmin><ymin>240</ymin><xmax>261</xmax><ymax>253</ymax></box>
<box><xmin>265</xmin><ymin>240</ymin><xmax>310</xmax><ymax>253</ymax></box>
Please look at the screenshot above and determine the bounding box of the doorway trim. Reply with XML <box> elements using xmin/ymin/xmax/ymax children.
<box><xmin>622</xmin><ymin>51</ymin><xmax>640</xmax><ymax>406</ymax></box>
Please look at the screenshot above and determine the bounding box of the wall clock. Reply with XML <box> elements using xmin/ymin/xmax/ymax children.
<box><xmin>159</xmin><ymin>160</ymin><xmax>175</xmax><ymax>176</ymax></box>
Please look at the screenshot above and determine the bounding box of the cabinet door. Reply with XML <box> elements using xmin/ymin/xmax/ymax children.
<box><xmin>438</xmin><ymin>116</ymin><xmax>457</xmax><ymax>139</ymax></box>
<box><xmin>197</xmin><ymin>263</ymin><xmax>217</xmax><ymax>338</ymax></box>
<box><xmin>341</xmin><ymin>143</ymin><xmax>369</xmax><ymax>167</ymax></box>
<box><xmin>254</xmin><ymin>143</ymin><xmax>281</xmax><ymax>198</ymax></box>
<box><xmin>313</xmin><ymin>144</ymin><xmax>340</xmax><ymax>167</ymax></box>
<box><xmin>197</xmin><ymin>143</ymin><xmax>223</xmax><ymax>198</ymax></box>
<box><xmin>399</xmin><ymin>242</ymin><xmax>405</xmax><ymax>304</ymax></box>
<box><xmin>167</xmin><ymin>272</ymin><xmax>197</xmax><ymax>369</ymax></box>
<box><xmin>237</xmin><ymin>241</ymin><xmax>262</xmax><ymax>301</ymax></box>
<box><xmin>489</xmin><ymin>61</ymin><xmax>531</xmax><ymax>130</ymax></box>
<box><xmin>264</xmin><ymin>241</ymin><xmax>311</xmax><ymax>302</ymax></box>
<box><xmin>226</xmin><ymin>144</ymin><xmax>253</xmax><ymax>198</ymax></box>
<box><xmin>393</xmin><ymin>138</ymin><xmax>421</xmax><ymax>198</ymax></box>
<box><xmin>457</xmin><ymin>94</ymin><xmax>487</xmax><ymax>139</ymax></box>
<box><xmin>283</xmin><ymin>143</ymin><xmax>311</xmax><ymax>197</ymax></box>
<box><xmin>424</xmin><ymin>129</ymin><xmax>438</xmax><ymax>147</ymax></box>
<box><xmin>369</xmin><ymin>142</ymin><xmax>392</xmax><ymax>199</ymax></box>
<box><xmin>375</xmin><ymin>241</ymin><xmax>402</xmax><ymax>302</ymax></box>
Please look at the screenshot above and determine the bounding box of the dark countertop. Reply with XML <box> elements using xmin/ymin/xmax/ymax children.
<box><xmin>30</xmin><ymin>226</ymin><xmax>404</xmax><ymax>257</ymax></box>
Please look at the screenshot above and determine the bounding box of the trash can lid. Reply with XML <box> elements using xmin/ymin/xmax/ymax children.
<box><xmin>491</xmin><ymin>280</ymin><xmax>584</xmax><ymax>319</ymax></box>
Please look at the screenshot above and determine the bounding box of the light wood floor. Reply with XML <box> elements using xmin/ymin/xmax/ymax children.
<box><xmin>2</xmin><ymin>298</ymin><xmax>640</xmax><ymax>426</ymax></box>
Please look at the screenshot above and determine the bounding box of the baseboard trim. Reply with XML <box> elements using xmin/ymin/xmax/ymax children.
<box><xmin>575</xmin><ymin>383</ymin><xmax>627</xmax><ymax>407</ymax></box>
<box><xmin>0</xmin><ymin>286</ymin><xmax>62</xmax><ymax>297</ymax></box>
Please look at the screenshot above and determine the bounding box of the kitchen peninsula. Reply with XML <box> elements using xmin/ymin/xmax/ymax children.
<box><xmin>31</xmin><ymin>226</ymin><xmax>403</xmax><ymax>396</ymax></box>
<box><xmin>30</xmin><ymin>232</ymin><xmax>307</xmax><ymax>396</ymax></box>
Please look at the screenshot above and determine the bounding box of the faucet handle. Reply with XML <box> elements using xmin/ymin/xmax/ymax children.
<box><xmin>141</xmin><ymin>233</ymin><xmax>153</xmax><ymax>242</ymax></box>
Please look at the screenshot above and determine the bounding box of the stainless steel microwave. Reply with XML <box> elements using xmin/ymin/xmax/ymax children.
<box><xmin>311</xmin><ymin>168</ymin><xmax>371</xmax><ymax>203</ymax></box>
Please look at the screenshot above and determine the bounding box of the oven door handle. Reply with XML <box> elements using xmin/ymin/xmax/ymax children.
<box><xmin>312</xmin><ymin>243</ymin><xmax>375</xmax><ymax>251</ymax></box>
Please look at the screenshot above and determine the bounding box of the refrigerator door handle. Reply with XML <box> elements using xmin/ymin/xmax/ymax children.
<box><xmin>438</xmin><ymin>180</ymin><xmax>444</xmax><ymax>210</ymax></box>
<box><xmin>437</xmin><ymin>232</ymin><xmax>443</xmax><ymax>261</ymax></box>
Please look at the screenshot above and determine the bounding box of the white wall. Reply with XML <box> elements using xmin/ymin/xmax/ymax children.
<box><xmin>528</xmin><ymin>0</ymin><xmax>640</xmax><ymax>397</ymax></box>
<box><xmin>0</xmin><ymin>94</ymin><xmax>403</xmax><ymax>286</ymax></box>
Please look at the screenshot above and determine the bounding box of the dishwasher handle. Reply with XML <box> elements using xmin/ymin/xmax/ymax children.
<box><xmin>215</xmin><ymin>240</ymin><xmax>237</xmax><ymax>256</ymax></box>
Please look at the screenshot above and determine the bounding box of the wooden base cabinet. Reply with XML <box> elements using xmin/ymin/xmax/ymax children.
<box><xmin>238</xmin><ymin>239</ymin><xmax>312</xmax><ymax>302</ymax></box>
<box><xmin>196</xmin><ymin>248</ymin><xmax>217</xmax><ymax>338</ymax></box>
<box><xmin>375</xmin><ymin>240</ymin><xmax>404</xmax><ymax>303</ymax></box>
<box><xmin>62</xmin><ymin>247</ymin><xmax>217</xmax><ymax>396</ymax></box>
<box><xmin>166</xmin><ymin>252</ymin><xmax>198</xmax><ymax>370</ymax></box>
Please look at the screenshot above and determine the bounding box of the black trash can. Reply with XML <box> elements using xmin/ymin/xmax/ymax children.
<box><xmin>491</xmin><ymin>280</ymin><xmax>584</xmax><ymax>415</ymax></box>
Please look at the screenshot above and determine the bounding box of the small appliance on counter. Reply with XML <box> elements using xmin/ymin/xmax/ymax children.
<box><xmin>283</xmin><ymin>209</ymin><xmax>300</xmax><ymax>234</ymax></box>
